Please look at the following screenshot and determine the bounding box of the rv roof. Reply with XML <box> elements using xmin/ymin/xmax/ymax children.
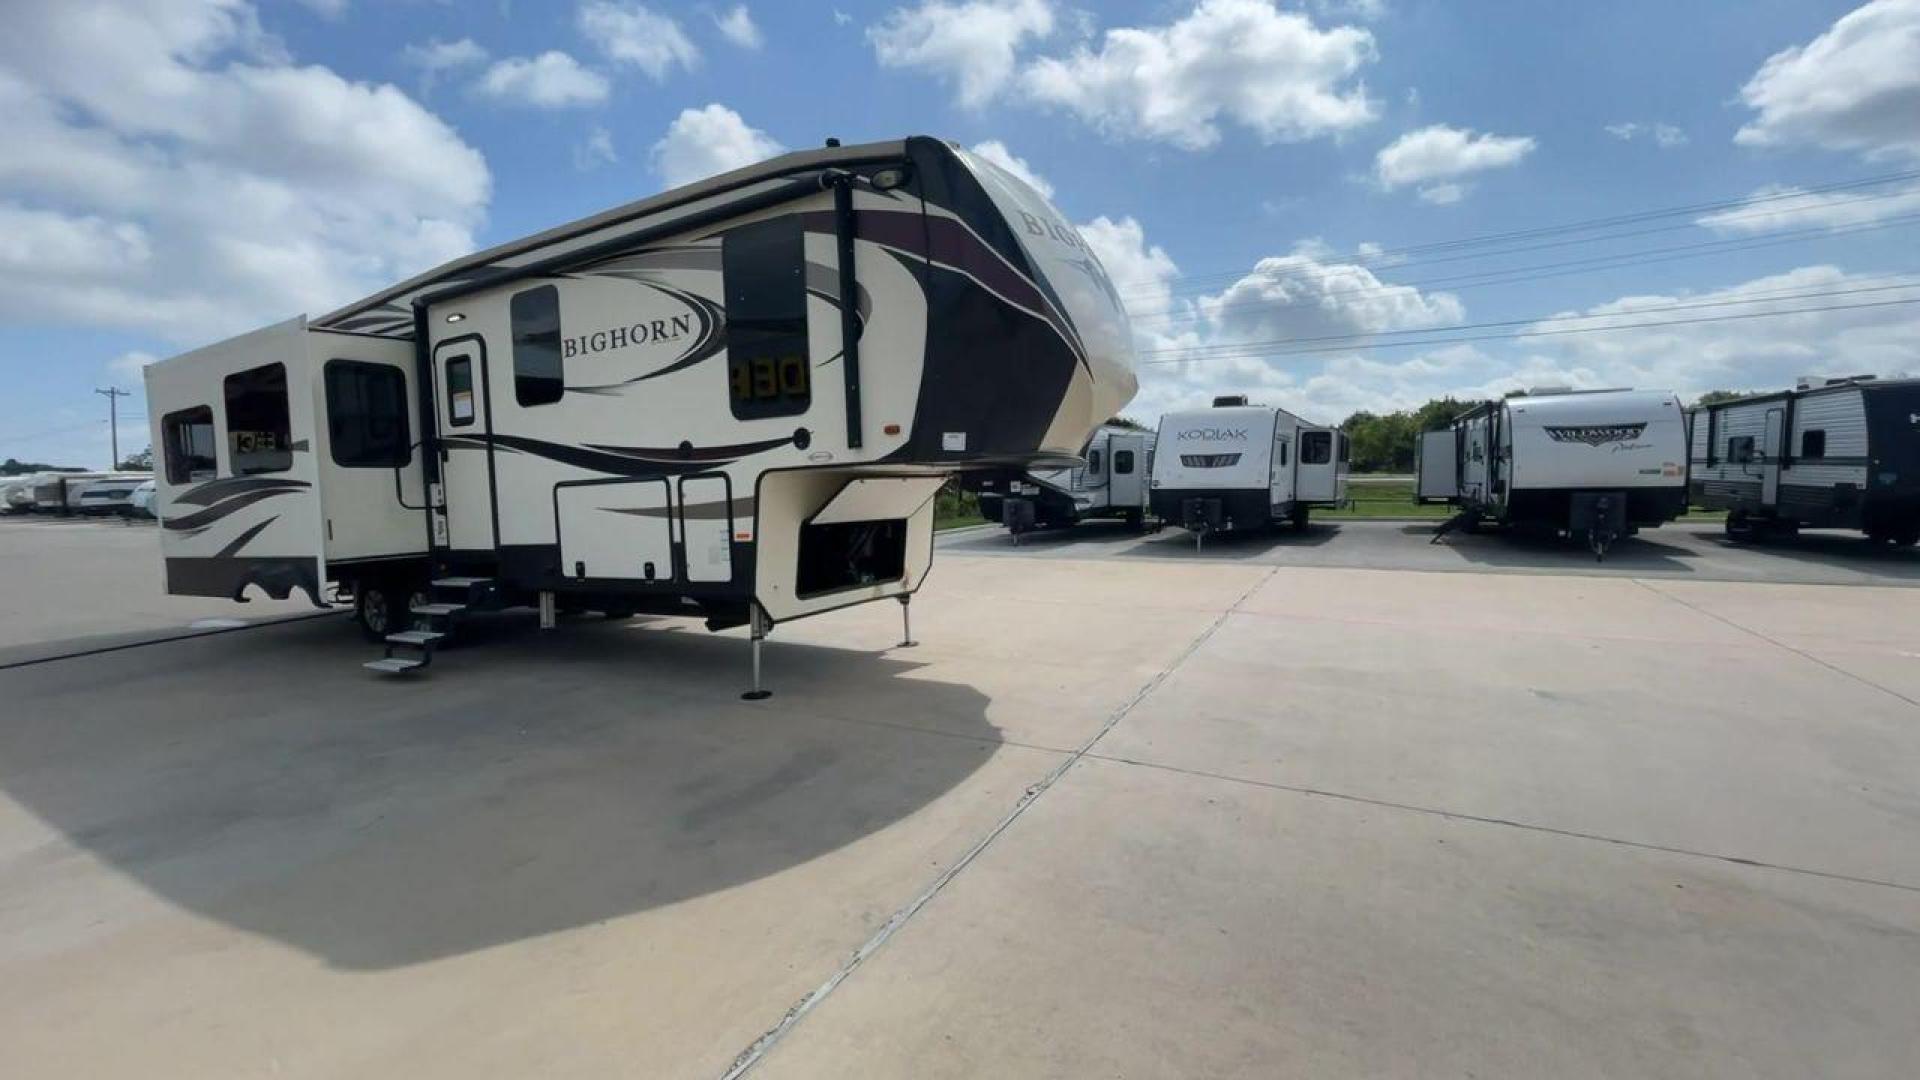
<box><xmin>320</xmin><ymin>137</ymin><xmax>914</xmax><ymax>328</ymax></box>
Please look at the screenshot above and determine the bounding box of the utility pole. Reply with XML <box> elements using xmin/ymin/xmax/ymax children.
<box><xmin>95</xmin><ymin>386</ymin><xmax>131</xmax><ymax>467</ymax></box>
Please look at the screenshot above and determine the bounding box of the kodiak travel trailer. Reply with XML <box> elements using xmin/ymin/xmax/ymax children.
<box><xmin>1688</xmin><ymin>376</ymin><xmax>1920</xmax><ymax>545</ymax></box>
<box><xmin>1416</xmin><ymin>388</ymin><xmax>1687</xmax><ymax>558</ymax></box>
<box><xmin>1149</xmin><ymin>396</ymin><xmax>1348</xmax><ymax>549</ymax></box>
<box><xmin>972</xmin><ymin>423</ymin><xmax>1156</xmax><ymax>537</ymax></box>
<box><xmin>144</xmin><ymin>137</ymin><xmax>1136</xmax><ymax>692</ymax></box>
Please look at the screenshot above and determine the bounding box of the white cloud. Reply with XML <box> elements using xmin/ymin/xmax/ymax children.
<box><xmin>403</xmin><ymin>37</ymin><xmax>488</xmax><ymax>91</ymax></box>
<box><xmin>651</xmin><ymin>104</ymin><xmax>785</xmax><ymax>188</ymax></box>
<box><xmin>475</xmin><ymin>51</ymin><xmax>610</xmax><ymax>107</ymax></box>
<box><xmin>1696</xmin><ymin>182</ymin><xmax>1920</xmax><ymax>234</ymax></box>
<box><xmin>834</xmin><ymin>9</ymin><xmax>853</xmax><ymax>26</ymax></box>
<box><xmin>713</xmin><ymin>4</ymin><xmax>763</xmax><ymax>49</ymax></box>
<box><xmin>1517</xmin><ymin>265</ymin><xmax>1920</xmax><ymax>397</ymax></box>
<box><xmin>1314</xmin><ymin>0</ymin><xmax>1388</xmax><ymax>20</ymax></box>
<box><xmin>109</xmin><ymin>350</ymin><xmax>160</xmax><ymax>380</ymax></box>
<box><xmin>579</xmin><ymin>0</ymin><xmax>700</xmax><ymax>80</ymax></box>
<box><xmin>1606</xmin><ymin>121</ymin><xmax>1687</xmax><ymax>148</ymax></box>
<box><xmin>574</xmin><ymin>126</ymin><xmax>618</xmax><ymax>171</ymax></box>
<box><xmin>1374</xmin><ymin>124</ymin><xmax>1535</xmax><ymax>202</ymax></box>
<box><xmin>868</xmin><ymin>0</ymin><xmax>1055</xmax><ymax>108</ymax></box>
<box><xmin>1194</xmin><ymin>243</ymin><xmax>1464</xmax><ymax>346</ymax></box>
<box><xmin>0</xmin><ymin>1</ymin><xmax>488</xmax><ymax>344</ymax></box>
<box><xmin>970</xmin><ymin>140</ymin><xmax>1053</xmax><ymax>198</ymax></box>
<box><xmin>294</xmin><ymin>0</ymin><xmax>348</xmax><ymax>16</ymax></box>
<box><xmin>1735</xmin><ymin>0</ymin><xmax>1920</xmax><ymax>160</ymax></box>
<box><xmin>1020</xmin><ymin>0</ymin><xmax>1378</xmax><ymax>149</ymax></box>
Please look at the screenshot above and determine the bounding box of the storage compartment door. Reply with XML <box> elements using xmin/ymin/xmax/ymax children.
<box><xmin>1417</xmin><ymin>430</ymin><xmax>1458</xmax><ymax>501</ymax></box>
<box><xmin>557</xmin><ymin>479</ymin><xmax>673</xmax><ymax>582</ymax></box>
<box><xmin>679</xmin><ymin>474</ymin><xmax>735</xmax><ymax>583</ymax></box>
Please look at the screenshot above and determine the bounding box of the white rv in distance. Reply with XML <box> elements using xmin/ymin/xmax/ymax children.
<box><xmin>143</xmin><ymin>137</ymin><xmax>1137</xmax><ymax>692</ymax></box>
<box><xmin>1149</xmin><ymin>396</ymin><xmax>1348</xmax><ymax>548</ymax></box>
<box><xmin>1416</xmin><ymin>388</ymin><xmax>1688</xmax><ymax>558</ymax></box>
<box><xmin>1688</xmin><ymin>375</ymin><xmax>1920</xmax><ymax>545</ymax></box>
<box><xmin>972</xmin><ymin>423</ymin><xmax>1155</xmax><ymax>536</ymax></box>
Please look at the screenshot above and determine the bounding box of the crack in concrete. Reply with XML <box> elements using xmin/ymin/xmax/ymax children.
<box><xmin>718</xmin><ymin>568</ymin><xmax>1278</xmax><ymax>1079</ymax></box>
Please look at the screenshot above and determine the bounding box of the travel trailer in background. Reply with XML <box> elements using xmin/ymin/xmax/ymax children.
<box><xmin>0</xmin><ymin>475</ymin><xmax>38</xmax><ymax>513</ymax></box>
<box><xmin>1416</xmin><ymin>388</ymin><xmax>1688</xmax><ymax>558</ymax></box>
<box><xmin>143</xmin><ymin>136</ymin><xmax>1136</xmax><ymax>692</ymax></box>
<box><xmin>73</xmin><ymin>473</ymin><xmax>152</xmax><ymax>516</ymax></box>
<box><xmin>972</xmin><ymin>423</ymin><xmax>1155</xmax><ymax>537</ymax></box>
<box><xmin>31</xmin><ymin>472</ymin><xmax>144</xmax><ymax>516</ymax></box>
<box><xmin>1688</xmin><ymin>375</ymin><xmax>1920</xmax><ymax>545</ymax></box>
<box><xmin>1149</xmin><ymin>396</ymin><xmax>1348</xmax><ymax>549</ymax></box>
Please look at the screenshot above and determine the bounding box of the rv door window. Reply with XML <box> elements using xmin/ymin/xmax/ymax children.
<box><xmin>222</xmin><ymin>363</ymin><xmax>292</xmax><ymax>475</ymax></box>
<box><xmin>1728</xmin><ymin>435</ymin><xmax>1755</xmax><ymax>463</ymax></box>
<box><xmin>723</xmin><ymin>215</ymin><xmax>811</xmax><ymax>420</ymax></box>
<box><xmin>1114</xmin><ymin>450</ymin><xmax>1135</xmax><ymax>474</ymax></box>
<box><xmin>511</xmin><ymin>285</ymin><xmax>564</xmax><ymax>406</ymax></box>
<box><xmin>1301</xmin><ymin>431</ymin><xmax>1331</xmax><ymax>464</ymax></box>
<box><xmin>1277</xmin><ymin>441</ymin><xmax>1288</xmax><ymax>467</ymax></box>
<box><xmin>162</xmin><ymin>405</ymin><xmax>217</xmax><ymax>484</ymax></box>
<box><xmin>325</xmin><ymin>360</ymin><xmax>411</xmax><ymax>468</ymax></box>
<box><xmin>445</xmin><ymin>356</ymin><xmax>475</xmax><ymax>427</ymax></box>
<box><xmin>1800</xmin><ymin>429</ymin><xmax>1826</xmax><ymax>458</ymax></box>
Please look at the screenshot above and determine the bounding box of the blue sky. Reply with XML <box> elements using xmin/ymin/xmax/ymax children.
<box><xmin>4</xmin><ymin>0</ymin><xmax>1918</xmax><ymax>467</ymax></box>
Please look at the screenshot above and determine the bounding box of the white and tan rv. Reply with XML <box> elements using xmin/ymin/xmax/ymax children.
<box><xmin>1148</xmin><ymin>396</ymin><xmax>1348</xmax><ymax>547</ymax></box>
<box><xmin>144</xmin><ymin>137</ymin><xmax>1137</xmax><ymax>690</ymax></box>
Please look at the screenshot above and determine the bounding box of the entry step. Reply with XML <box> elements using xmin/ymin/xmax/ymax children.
<box><xmin>432</xmin><ymin>577</ymin><xmax>490</xmax><ymax>588</ymax></box>
<box><xmin>385</xmin><ymin>630</ymin><xmax>446</xmax><ymax>646</ymax></box>
<box><xmin>410</xmin><ymin>602</ymin><xmax>467</xmax><ymax>616</ymax></box>
<box><xmin>363</xmin><ymin>657</ymin><xmax>425</xmax><ymax>674</ymax></box>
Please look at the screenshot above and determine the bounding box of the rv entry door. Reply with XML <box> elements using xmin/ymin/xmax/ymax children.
<box><xmin>1761</xmin><ymin>407</ymin><xmax>1785</xmax><ymax>508</ymax></box>
<box><xmin>430</xmin><ymin>337</ymin><xmax>496</xmax><ymax>554</ymax></box>
<box><xmin>1107</xmin><ymin>434</ymin><xmax>1145</xmax><ymax>510</ymax></box>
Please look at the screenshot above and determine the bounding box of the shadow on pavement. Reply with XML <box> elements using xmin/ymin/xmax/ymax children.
<box><xmin>1696</xmin><ymin>528</ymin><xmax>1920</xmax><ymax>581</ymax></box>
<box><xmin>0</xmin><ymin>614</ymin><xmax>998</xmax><ymax>970</ymax></box>
<box><xmin>1407</xmin><ymin>522</ymin><xmax>1702</xmax><ymax>573</ymax></box>
<box><xmin>1126</xmin><ymin>522</ymin><xmax>1340</xmax><ymax>558</ymax></box>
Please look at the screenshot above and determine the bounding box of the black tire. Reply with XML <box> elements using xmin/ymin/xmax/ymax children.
<box><xmin>1125</xmin><ymin>509</ymin><xmax>1145</xmax><ymax>531</ymax></box>
<box><xmin>1725</xmin><ymin>511</ymin><xmax>1757</xmax><ymax>543</ymax></box>
<box><xmin>1895</xmin><ymin>526</ymin><xmax>1920</xmax><ymax>548</ymax></box>
<box><xmin>601</xmin><ymin>605</ymin><xmax>637</xmax><ymax>620</ymax></box>
<box><xmin>1290</xmin><ymin>505</ymin><xmax>1310</xmax><ymax>531</ymax></box>
<box><xmin>354</xmin><ymin>581</ymin><xmax>400</xmax><ymax>643</ymax></box>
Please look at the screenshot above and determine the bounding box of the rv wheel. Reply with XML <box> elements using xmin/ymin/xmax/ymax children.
<box><xmin>354</xmin><ymin>583</ymin><xmax>399</xmax><ymax>642</ymax></box>
<box><xmin>1895</xmin><ymin>526</ymin><xmax>1920</xmax><ymax>548</ymax></box>
<box><xmin>1290</xmin><ymin>505</ymin><xmax>1311</xmax><ymax>530</ymax></box>
<box><xmin>1725</xmin><ymin>512</ymin><xmax>1757</xmax><ymax>543</ymax></box>
<box><xmin>1126</xmin><ymin>509</ymin><xmax>1145</xmax><ymax>531</ymax></box>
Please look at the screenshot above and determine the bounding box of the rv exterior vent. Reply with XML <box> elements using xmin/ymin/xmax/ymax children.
<box><xmin>1212</xmin><ymin>394</ymin><xmax>1248</xmax><ymax>407</ymax></box>
<box><xmin>1796</xmin><ymin>374</ymin><xmax>1876</xmax><ymax>389</ymax></box>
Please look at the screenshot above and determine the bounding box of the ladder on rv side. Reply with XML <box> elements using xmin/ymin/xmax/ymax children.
<box><xmin>363</xmin><ymin>576</ymin><xmax>496</xmax><ymax>675</ymax></box>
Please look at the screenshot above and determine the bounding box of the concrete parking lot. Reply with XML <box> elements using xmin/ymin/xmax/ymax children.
<box><xmin>2</xmin><ymin>518</ymin><xmax>1918</xmax><ymax>1077</ymax></box>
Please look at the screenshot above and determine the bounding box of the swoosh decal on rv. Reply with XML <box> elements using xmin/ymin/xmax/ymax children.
<box><xmin>163</xmin><ymin>486</ymin><xmax>306</xmax><ymax>531</ymax></box>
<box><xmin>442</xmin><ymin>434</ymin><xmax>789</xmax><ymax>476</ymax></box>
<box><xmin>174</xmin><ymin>475</ymin><xmax>313</xmax><ymax>507</ymax></box>
<box><xmin>215</xmin><ymin>516</ymin><xmax>278</xmax><ymax>557</ymax></box>
<box><xmin>582</xmin><ymin>434</ymin><xmax>796</xmax><ymax>462</ymax></box>
<box><xmin>602</xmin><ymin>497</ymin><xmax>756</xmax><ymax>520</ymax></box>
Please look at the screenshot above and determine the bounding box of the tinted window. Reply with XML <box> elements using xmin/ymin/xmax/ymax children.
<box><xmin>1114</xmin><ymin>450</ymin><xmax>1135</xmax><ymax>475</ymax></box>
<box><xmin>512</xmin><ymin>285</ymin><xmax>564</xmax><ymax>406</ymax></box>
<box><xmin>1088</xmin><ymin>449</ymin><xmax>1103</xmax><ymax>474</ymax></box>
<box><xmin>1728</xmin><ymin>435</ymin><xmax>1755</xmax><ymax>463</ymax></box>
<box><xmin>723</xmin><ymin>216</ymin><xmax>810</xmax><ymax>420</ymax></box>
<box><xmin>1302</xmin><ymin>431</ymin><xmax>1331</xmax><ymax>464</ymax></box>
<box><xmin>1337</xmin><ymin>432</ymin><xmax>1350</xmax><ymax>463</ymax></box>
<box><xmin>222</xmin><ymin>363</ymin><xmax>292</xmax><ymax>475</ymax></box>
<box><xmin>446</xmin><ymin>356</ymin><xmax>475</xmax><ymax>427</ymax></box>
<box><xmin>1801</xmin><ymin>429</ymin><xmax>1826</xmax><ymax>458</ymax></box>
<box><xmin>325</xmin><ymin>360</ymin><xmax>411</xmax><ymax>468</ymax></box>
<box><xmin>1279</xmin><ymin>442</ymin><xmax>1288</xmax><ymax>466</ymax></box>
<box><xmin>163</xmin><ymin>405</ymin><xmax>217</xmax><ymax>484</ymax></box>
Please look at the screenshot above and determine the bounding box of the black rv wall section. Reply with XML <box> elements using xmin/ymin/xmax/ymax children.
<box><xmin>1865</xmin><ymin>384</ymin><xmax>1920</xmax><ymax>492</ymax></box>
<box><xmin>891</xmin><ymin>140</ymin><xmax>1078</xmax><ymax>465</ymax></box>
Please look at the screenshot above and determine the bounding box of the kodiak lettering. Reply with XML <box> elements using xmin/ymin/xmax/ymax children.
<box><xmin>562</xmin><ymin>314</ymin><xmax>693</xmax><ymax>359</ymax></box>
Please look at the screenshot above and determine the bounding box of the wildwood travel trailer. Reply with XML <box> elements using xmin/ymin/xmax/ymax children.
<box><xmin>1148</xmin><ymin>396</ymin><xmax>1348</xmax><ymax>548</ymax></box>
<box><xmin>1688</xmin><ymin>376</ymin><xmax>1920</xmax><ymax>544</ymax></box>
<box><xmin>144</xmin><ymin>137</ymin><xmax>1136</xmax><ymax>692</ymax></box>
<box><xmin>972</xmin><ymin>423</ymin><xmax>1156</xmax><ymax>536</ymax></box>
<box><xmin>1416</xmin><ymin>388</ymin><xmax>1687</xmax><ymax>558</ymax></box>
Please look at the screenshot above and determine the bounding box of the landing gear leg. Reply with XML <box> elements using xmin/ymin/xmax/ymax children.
<box><xmin>538</xmin><ymin>590</ymin><xmax>556</xmax><ymax>630</ymax></box>
<box><xmin>896</xmin><ymin>594</ymin><xmax>918</xmax><ymax>648</ymax></box>
<box><xmin>742</xmin><ymin>605</ymin><xmax>771</xmax><ymax>701</ymax></box>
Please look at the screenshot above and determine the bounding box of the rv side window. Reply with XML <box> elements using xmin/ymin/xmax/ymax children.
<box><xmin>1088</xmin><ymin>449</ymin><xmax>1103</xmax><ymax>474</ymax></box>
<box><xmin>1728</xmin><ymin>435</ymin><xmax>1755</xmax><ymax>463</ymax></box>
<box><xmin>1337</xmin><ymin>433</ymin><xmax>1350</xmax><ymax>463</ymax></box>
<box><xmin>325</xmin><ymin>360</ymin><xmax>411</xmax><ymax>468</ymax></box>
<box><xmin>222</xmin><ymin>363</ymin><xmax>292</xmax><ymax>475</ymax></box>
<box><xmin>511</xmin><ymin>285</ymin><xmax>564</xmax><ymax>406</ymax></box>
<box><xmin>1301</xmin><ymin>431</ymin><xmax>1331</xmax><ymax>464</ymax></box>
<box><xmin>1114</xmin><ymin>450</ymin><xmax>1135</xmax><ymax>475</ymax></box>
<box><xmin>1800</xmin><ymin>429</ymin><xmax>1826</xmax><ymax>458</ymax></box>
<box><xmin>445</xmin><ymin>356</ymin><xmax>475</xmax><ymax>427</ymax></box>
<box><xmin>1278</xmin><ymin>441</ymin><xmax>1288</xmax><ymax>467</ymax></box>
<box><xmin>162</xmin><ymin>405</ymin><xmax>217</xmax><ymax>484</ymax></box>
<box><xmin>722</xmin><ymin>216</ymin><xmax>810</xmax><ymax>420</ymax></box>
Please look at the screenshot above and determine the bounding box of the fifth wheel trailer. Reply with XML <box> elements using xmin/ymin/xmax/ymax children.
<box><xmin>1149</xmin><ymin>396</ymin><xmax>1347</xmax><ymax>547</ymax></box>
<box><xmin>971</xmin><ymin>423</ymin><xmax>1156</xmax><ymax>535</ymax></box>
<box><xmin>1416</xmin><ymin>388</ymin><xmax>1687</xmax><ymax>557</ymax></box>
<box><xmin>1688</xmin><ymin>376</ymin><xmax>1920</xmax><ymax>544</ymax></box>
<box><xmin>143</xmin><ymin>136</ymin><xmax>1137</xmax><ymax>691</ymax></box>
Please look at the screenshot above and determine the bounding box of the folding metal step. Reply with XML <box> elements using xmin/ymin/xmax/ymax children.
<box><xmin>363</xmin><ymin>656</ymin><xmax>426</xmax><ymax>674</ymax></box>
<box><xmin>385</xmin><ymin>630</ymin><xmax>446</xmax><ymax>647</ymax></box>
<box><xmin>410</xmin><ymin>602</ymin><xmax>467</xmax><ymax>617</ymax></box>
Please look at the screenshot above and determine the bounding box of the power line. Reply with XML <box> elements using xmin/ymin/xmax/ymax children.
<box><xmin>1135</xmin><ymin>280</ymin><xmax>1920</xmax><ymax>358</ymax></box>
<box><xmin>1136</xmin><ymin>296</ymin><xmax>1920</xmax><ymax>366</ymax></box>
<box><xmin>1107</xmin><ymin>167</ymin><xmax>1920</xmax><ymax>295</ymax></box>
